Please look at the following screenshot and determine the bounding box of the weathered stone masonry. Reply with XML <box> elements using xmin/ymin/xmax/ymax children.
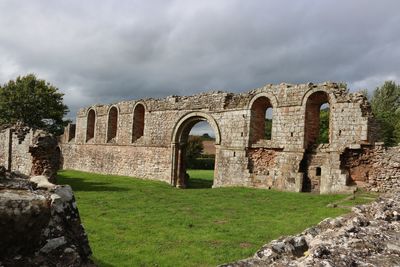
<box><xmin>60</xmin><ymin>82</ymin><xmax>383</xmax><ymax>194</ymax></box>
<box><xmin>0</xmin><ymin>123</ymin><xmax>61</xmax><ymax>181</ymax></box>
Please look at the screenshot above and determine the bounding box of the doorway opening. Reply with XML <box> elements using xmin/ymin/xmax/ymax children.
<box><xmin>171</xmin><ymin>114</ymin><xmax>220</xmax><ymax>189</ymax></box>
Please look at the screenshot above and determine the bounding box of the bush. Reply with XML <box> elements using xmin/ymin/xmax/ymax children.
<box><xmin>187</xmin><ymin>157</ymin><xmax>215</xmax><ymax>170</ymax></box>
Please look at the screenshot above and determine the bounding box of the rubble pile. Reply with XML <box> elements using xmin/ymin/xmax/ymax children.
<box><xmin>0</xmin><ymin>167</ymin><xmax>94</xmax><ymax>267</ymax></box>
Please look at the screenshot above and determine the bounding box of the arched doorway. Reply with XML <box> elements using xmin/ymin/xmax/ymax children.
<box><xmin>107</xmin><ymin>106</ymin><xmax>118</xmax><ymax>143</ymax></box>
<box><xmin>171</xmin><ymin>112</ymin><xmax>221</xmax><ymax>188</ymax></box>
<box><xmin>86</xmin><ymin>109</ymin><xmax>96</xmax><ymax>142</ymax></box>
<box><xmin>132</xmin><ymin>103</ymin><xmax>145</xmax><ymax>142</ymax></box>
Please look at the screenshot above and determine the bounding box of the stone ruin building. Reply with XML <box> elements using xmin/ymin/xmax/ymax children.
<box><xmin>0</xmin><ymin>124</ymin><xmax>93</xmax><ymax>266</ymax></box>
<box><xmin>0</xmin><ymin>123</ymin><xmax>61</xmax><ymax>181</ymax></box>
<box><xmin>57</xmin><ymin>81</ymin><xmax>388</xmax><ymax>194</ymax></box>
<box><xmin>0</xmin><ymin>83</ymin><xmax>397</xmax><ymax>266</ymax></box>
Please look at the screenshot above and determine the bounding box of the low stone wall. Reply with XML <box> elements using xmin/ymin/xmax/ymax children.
<box><xmin>366</xmin><ymin>146</ymin><xmax>400</xmax><ymax>192</ymax></box>
<box><xmin>221</xmin><ymin>189</ymin><xmax>400</xmax><ymax>266</ymax></box>
<box><xmin>61</xmin><ymin>143</ymin><xmax>171</xmax><ymax>182</ymax></box>
<box><xmin>341</xmin><ymin>144</ymin><xmax>400</xmax><ymax>193</ymax></box>
<box><xmin>0</xmin><ymin>169</ymin><xmax>93</xmax><ymax>266</ymax></box>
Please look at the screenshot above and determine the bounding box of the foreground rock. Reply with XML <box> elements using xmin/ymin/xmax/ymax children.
<box><xmin>0</xmin><ymin>169</ymin><xmax>94</xmax><ymax>266</ymax></box>
<box><xmin>221</xmin><ymin>190</ymin><xmax>400</xmax><ymax>267</ymax></box>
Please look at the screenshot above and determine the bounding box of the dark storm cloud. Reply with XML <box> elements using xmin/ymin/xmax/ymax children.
<box><xmin>0</xmin><ymin>0</ymin><xmax>399</xmax><ymax>118</ymax></box>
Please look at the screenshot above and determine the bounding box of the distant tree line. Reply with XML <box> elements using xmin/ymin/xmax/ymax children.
<box><xmin>370</xmin><ymin>81</ymin><xmax>400</xmax><ymax>146</ymax></box>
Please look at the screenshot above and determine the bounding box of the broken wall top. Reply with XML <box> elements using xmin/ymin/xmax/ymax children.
<box><xmin>77</xmin><ymin>81</ymin><xmax>372</xmax><ymax>117</ymax></box>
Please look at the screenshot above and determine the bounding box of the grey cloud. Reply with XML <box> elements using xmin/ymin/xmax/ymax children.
<box><xmin>0</xmin><ymin>0</ymin><xmax>399</xmax><ymax>118</ymax></box>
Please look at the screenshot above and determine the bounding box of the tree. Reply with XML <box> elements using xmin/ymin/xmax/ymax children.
<box><xmin>317</xmin><ymin>108</ymin><xmax>329</xmax><ymax>144</ymax></box>
<box><xmin>0</xmin><ymin>74</ymin><xmax>69</xmax><ymax>135</ymax></box>
<box><xmin>201</xmin><ymin>133</ymin><xmax>213</xmax><ymax>140</ymax></box>
<box><xmin>264</xmin><ymin>118</ymin><xmax>272</xmax><ymax>139</ymax></box>
<box><xmin>185</xmin><ymin>135</ymin><xmax>204</xmax><ymax>162</ymax></box>
<box><xmin>370</xmin><ymin>81</ymin><xmax>400</xmax><ymax>146</ymax></box>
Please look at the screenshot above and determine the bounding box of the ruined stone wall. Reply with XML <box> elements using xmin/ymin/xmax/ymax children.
<box><xmin>369</xmin><ymin>146</ymin><xmax>400</xmax><ymax>192</ymax></box>
<box><xmin>341</xmin><ymin>144</ymin><xmax>400</xmax><ymax>192</ymax></box>
<box><xmin>61</xmin><ymin>82</ymin><xmax>379</xmax><ymax>193</ymax></box>
<box><xmin>10</xmin><ymin>129</ymin><xmax>33</xmax><ymax>175</ymax></box>
<box><xmin>0</xmin><ymin>125</ymin><xmax>60</xmax><ymax>180</ymax></box>
<box><xmin>0</xmin><ymin>129</ymin><xmax>10</xmax><ymax>169</ymax></box>
<box><xmin>61</xmin><ymin>144</ymin><xmax>171</xmax><ymax>182</ymax></box>
<box><xmin>0</xmin><ymin>126</ymin><xmax>33</xmax><ymax>175</ymax></box>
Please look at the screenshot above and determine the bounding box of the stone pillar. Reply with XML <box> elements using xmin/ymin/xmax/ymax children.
<box><xmin>176</xmin><ymin>144</ymin><xmax>187</xmax><ymax>188</ymax></box>
<box><xmin>170</xmin><ymin>143</ymin><xmax>178</xmax><ymax>186</ymax></box>
<box><xmin>212</xmin><ymin>145</ymin><xmax>220</xmax><ymax>187</ymax></box>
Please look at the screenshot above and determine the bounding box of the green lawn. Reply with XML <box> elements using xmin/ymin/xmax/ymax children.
<box><xmin>57</xmin><ymin>170</ymin><xmax>372</xmax><ymax>267</ymax></box>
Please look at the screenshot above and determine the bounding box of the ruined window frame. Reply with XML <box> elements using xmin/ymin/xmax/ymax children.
<box><xmin>67</xmin><ymin>123</ymin><xmax>76</xmax><ymax>142</ymax></box>
<box><xmin>106</xmin><ymin>105</ymin><xmax>119</xmax><ymax>143</ymax></box>
<box><xmin>303</xmin><ymin>90</ymin><xmax>331</xmax><ymax>149</ymax></box>
<box><xmin>249</xmin><ymin>95</ymin><xmax>274</xmax><ymax>144</ymax></box>
<box><xmin>132</xmin><ymin>103</ymin><xmax>146</xmax><ymax>143</ymax></box>
<box><xmin>86</xmin><ymin>108</ymin><xmax>96</xmax><ymax>143</ymax></box>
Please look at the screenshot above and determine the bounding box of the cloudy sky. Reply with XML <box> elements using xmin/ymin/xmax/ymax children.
<box><xmin>0</xmin><ymin>0</ymin><xmax>399</xmax><ymax>135</ymax></box>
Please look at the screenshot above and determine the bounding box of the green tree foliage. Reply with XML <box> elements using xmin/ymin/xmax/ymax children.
<box><xmin>370</xmin><ymin>81</ymin><xmax>400</xmax><ymax>146</ymax></box>
<box><xmin>0</xmin><ymin>74</ymin><xmax>69</xmax><ymax>135</ymax></box>
<box><xmin>317</xmin><ymin>108</ymin><xmax>330</xmax><ymax>144</ymax></box>
<box><xmin>185</xmin><ymin>136</ymin><xmax>204</xmax><ymax>162</ymax></box>
<box><xmin>264</xmin><ymin>118</ymin><xmax>272</xmax><ymax>139</ymax></box>
<box><xmin>201</xmin><ymin>133</ymin><xmax>213</xmax><ymax>140</ymax></box>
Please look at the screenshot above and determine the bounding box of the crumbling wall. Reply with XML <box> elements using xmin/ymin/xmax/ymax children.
<box><xmin>29</xmin><ymin>130</ymin><xmax>61</xmax><ymax>182</ymax></box>
<box><xmin>247</xmin><ymin>148</ymin><xmax>283</xmax><ymax>189</ymax></box>
<box><xmin>247</xmin><ymin>148</ymin><xmax>277</xmax><ymax>175</ymax></box>
<box><xmin>367</xmin><ymin>146</ymin><xmax>400</xmax><ymax>192</ymax></box>
<box><xmin>0</xmin><ymin>129</ymin><xmax>11</xmax><ymax>170</ymax></box>
<box><xmin>0</xmin><ymin>124</ymin><xmax>60</xmax><ymax>181</ymax></box>
<box><xmin>0</xmin><ymin>124</ymin><xmax>33</xmax><ymax>175</ymax></box>
<box><xmin>341</xmin><ymin>144</ymin><xmax>400</xmax><ymax>192</ymax></box>
<box><xmin>61</xmin><ymin>82</ymin><xmax>380</xmax><ymax>193</ymax></box>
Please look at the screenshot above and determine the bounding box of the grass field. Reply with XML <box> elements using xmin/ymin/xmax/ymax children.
<box><xmin>57</xmin><ymin>169</ymin><xmax>373</xmax><ymax>267</ymax></box>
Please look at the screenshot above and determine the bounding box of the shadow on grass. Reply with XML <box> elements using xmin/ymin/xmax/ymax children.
<box><xmin>91</xmin><ymin>256</ymin><xmax>115</xmax><ymax>267</ymax></box>
<box><xmin>187</xmin><ymin>178</ymin><xmax>213</xmax><ymax>189</ymax></box>
<box><xmin>57</xmin><ymin>176</ymin><xmax>130</xmax><ymax>192</ymax></box>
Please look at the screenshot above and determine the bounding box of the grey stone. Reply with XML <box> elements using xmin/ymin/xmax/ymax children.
<box><xmin>40</xmin><ymin>236</ymin><xmax>67</xmax><ymax>253</ymax></box>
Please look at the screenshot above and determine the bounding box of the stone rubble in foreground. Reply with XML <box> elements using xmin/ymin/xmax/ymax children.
<box><xmin>0</xmin><ymin>167</ymin><xmax>94</xmax><ymax>267</ymax></box>
<box><xmin>220</xmin><ymin>189</ymin><xmax>400</xmax><ymax>267</ymax></box>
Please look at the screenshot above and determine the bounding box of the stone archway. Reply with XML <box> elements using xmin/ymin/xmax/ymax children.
<box><xmin>171</xmin><ymin>112</ymin><xmax>221</xmax><ymax>188</ymax></box>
